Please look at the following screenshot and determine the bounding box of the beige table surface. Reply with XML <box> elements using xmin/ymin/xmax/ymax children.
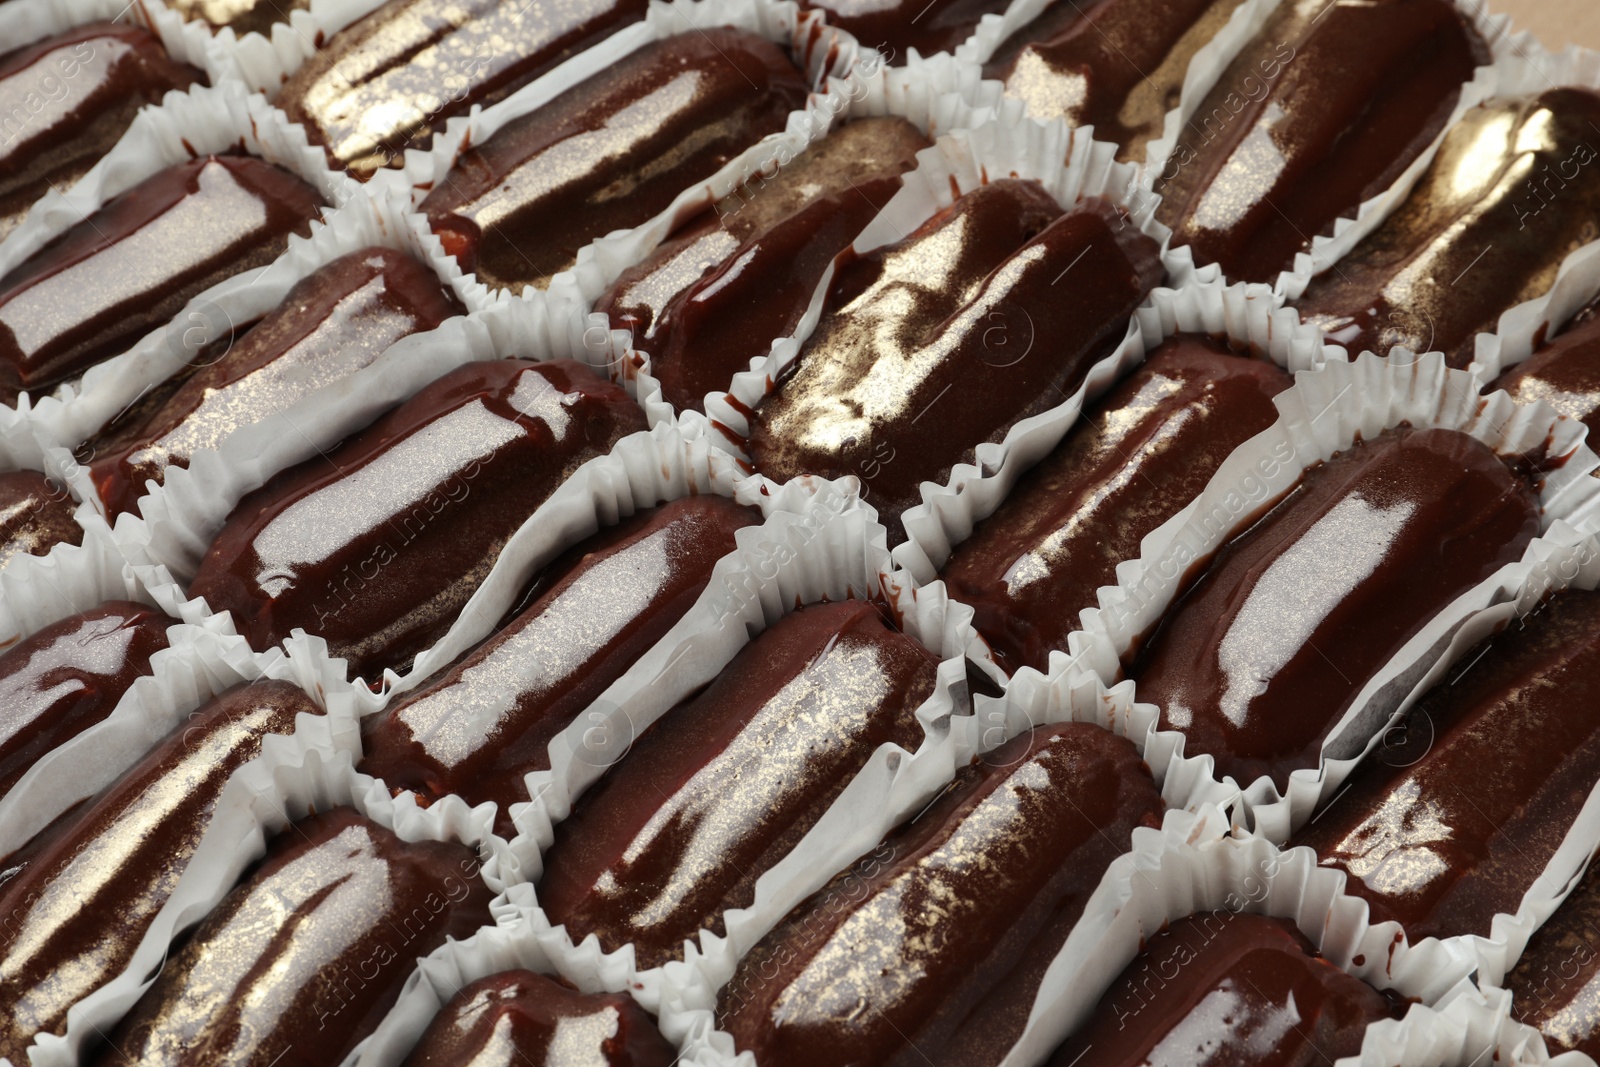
<box><xmin>1490</xmin><ymin>0</ymin><xmax>1600</xmax><ymax>51</ymax></box>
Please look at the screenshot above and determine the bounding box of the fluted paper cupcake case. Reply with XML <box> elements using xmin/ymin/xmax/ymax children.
<box><xmin>1139</xmin><ymin>0</ymin><xmax>1517</xmax><ymax>295</ymax></box>
<box><xmin>682</xmin><ymin>110</ymin><xmax>1174</xmax><ymax>536</ymax></box>
<box><xmin>1424</xmin><ymin>982</ymin><xmax>1598</xmax><ymax>1066</ymax></box>
<box><xmin>1070</xmin><ymin>352</ymin><xmax>1600</xmax><ymax>841</ymax></box>
<box><xmin>0</xmin><ymin>627</ymin><xmax>368</xmax><ymax>1067</ymax></box>
<box><xmin>1458</xmin><ymin>45</ymin><xmax>1600</xmax><ymax>383</ymax></box>
<box><xmin>0</xmin><ymin>0</ymin><xmax>227</xmax><ymax>83</ymax></box>
<box><xmin>0</xmin><ymin>508</ymin><xmax>151</xmax><ymax>643</ymax></box>
<box><xmin>890</xmin><ymin>276</ymin><xmax>1343</xmax><ymax>597</ymax></box>
<box><xmin>98</xmin><ymin>295</ymin><xmax>670</xmax><ymax>636</ymax></box>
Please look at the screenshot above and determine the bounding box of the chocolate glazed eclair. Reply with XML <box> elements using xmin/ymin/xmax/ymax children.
<box><xmin>718</xmin><ymin>721</ymin><xmax>1164</xmax><ymax>1067</ymax></box>
<box><xmin>0</xmin><ymin>470</ymin><xmax>82</xmax><ymax>567</ymax></box>
<box><xmin>1508</xmin><ymin>856</ymin><xmax>1600</xmax><ymax>1058</ymax></box>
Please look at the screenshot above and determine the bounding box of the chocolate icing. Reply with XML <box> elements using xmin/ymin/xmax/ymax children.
<box><xmin>0</xmin><ymin>470</ymin><xmax>81</xmax><ymax>567</ymax></box>
<box><xmin>717</xmin><ymin>721</ymin><xmax>1163</xmax><ymax>1067</ymax></box>
<box><xmin>1296</xmin><ymin>88</ymin><xmax>1600</xmax><ymax>366</ymax></box>
<box><xmin>1132</xmin><ymin>427</ymin><xmax>1541</xmax><ymax>791</ymax></box>
<box><xmin>1294</xmin><ymin>590</ymin><xmax>1600</xmax><ymax>941</ymax></box>
<box><xmin>0</xmin><ymin>679</ymin><xmax>318</xmax><ymax>1060</ymax></box>
<box><xmin>89</xmin><ymin>247</ymin><xmax>463</xmax><ymax>517</ymax></box>
<box><xmin>0</xmin><ymin>155</ymin><xmax>325</xmax><ymax>401</ymax></box>
<box><xmin>359</xmin><ymin>495</ymin><xmax>760</xmax><ymax>834</ymax></box>
<box><xmin>0</xmin><ymin>600</ymin><xmax>172</xmax><ymax>801</ymax></box>
<box><xmin>748</xmin><ymin>181</ymin><xmax>1164</xmax><ymax>545</ymax></box>
<box><xmin>942</xmin><ymin>336</ymin><xmax>1291</xmax><ymax>675</ymax></box>
<box><xmin>1491</xmin><ymin>312</ymin><xmax>1600</xmax><ymax>437</ymax></box>
<box><xmin>1155</xmin><ymin>0</ymin><xmax>1486</xmax><ymax>284</ymax></box>
<box><xmin>98</xmin><ymin>807</ymin><xmax>493</xmax><ymax>1067</ymax></box>
<box><xmin>189</xmin><ymin>358</ymin><xmax>647</xmax><ymax>676</ymax></box>
<box><xmin>422</xmin><ymin>29</ymin><xmax>807</xmax><ymax>292</ymax></box>
<box><xmin>1508</xmin><ymin>855</ymin><xmax>1600</xmax><ymax>1057</ymax></box>
<box><xmin>539</xmin><ymin>601</ymin><xmax>939</xmax><ymax>969</ymax></box>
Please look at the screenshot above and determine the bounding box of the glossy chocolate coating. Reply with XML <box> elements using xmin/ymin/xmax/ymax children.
<box><xmin>166</xmin><ymin>0</ymin><xmax>308</xmax><ymax>36</ymax></box>
<box><xmin>1048</xmin><ymin>914</ymin><xmax>1401</xmax><ymax>1066</ymax></box>
<box><xmin>1293</xmin><ymin>590</ymin><xmax>1600</xmax><ymax>941</ymax></box>
<box><xmin>1491</xmin><ymin>314</ymin><xmax>1600</xmax><ymax>438</ymax></box>
<box><xmin>401</xmin><ymin>970</ymin><xmax>676</xmax><ymax>1067</ymax></box>
<box><xmin>0</xmin><ymin>679</ymin><xmax>318</xmax><ymax>1060</ymax></box>
<box><xmin>718</xmin><ymin>721</ymin><xmax>1163</xmax><ymax>1067</ymax></box>
<box><xmin>277</xmin><ymin>0</ymin><xmax>649</xmax><ymax>177</ymax></box>
<box><xmin>1297</xmin><ymin>89</ymin><xmax>1600</xmax><ymax>366</ymax></box>
<box><xmin>0</xmin><ymin>155</ymin><xmax>325</xmax><ymax>402</ymax></box>
<box><xmin>359</xmin><ymin>495</ymin><xmax>761</xmax><ymax>833</ymax></box>
<box><xmin>1132</xmin><ymin>428</ymin><xmax>1540</xmax><ymax>791</ymax></box>
<box><xmin>596</xmin><ymin>116</ymin><xmax>931</xmax><ymax>413</ymax></box>
<box><xmin>749</xmin><ymin>181</ymin><xmax>1164</xmax><ymax>545</ymax></box>
<box><xmin>985</xmin><ymin>0</ymin><xmax>1247</xmax><ymax>163</ymax></box>
<box><xmin>797</xmin><ymin>0</ymin><xmax>1006</xmax><ymax>58</ymax></box>
<box><xmin>189</xmin><ymin>358</ymin><xmax>647</xmax><ymax>677</ymax></box>
<box><xmin>422</xmin><ymin>29</ymin><xmax>807</xmax><ymax>293</ymax></box>
<box><xmin>1507</xmin><ymin>856</ymin><xmax>1600</xmax><ymax>1056</ymax></box>
<box><xmin>942</xmin><ymin>336</ymin><xmax>1291</xmax><ymax>676</ymax></box>
<box><xmin>0</xmin><ymin>470</ymin><xmax>81</xmax><ymax>566</ymax></box>
<box><xmin>1154</xmin><ymin>0</ymin><xmax>1486</xmax><ymax>285</ymax></box>
<box><xmin>0</xmin><ymin>600</ymin><xmax>172</xmax><ymax>802</ymax></box>
<box><xmin>99</xmin><ymin>807</ymin><xmax>494</xmax><ymax>1067</ymax></box>
<box><xmin>0</xmin><ymin>25</ymin><xmax>203</xmax><ymax>243</ymax></box>
<box><xmin>540</xmin><ymin>600</ymin><xmax>938</xmax><ymax>969</ymax></box>
<box><xmin>89</xmin><ymin>247</ymin><xmax>464</xmax><ymax>517</ymax></box>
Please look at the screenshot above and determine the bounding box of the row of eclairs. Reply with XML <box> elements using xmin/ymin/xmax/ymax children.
<box><xmin>2</xmin><ymin>0</ymin><xmax>1600</xmax><ymax>1061</ymax></box>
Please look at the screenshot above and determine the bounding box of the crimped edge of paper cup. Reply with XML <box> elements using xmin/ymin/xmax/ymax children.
<box><xmin>0</xmin><ymin>0</ymin><xmax>226</xmax><ymax>86</ymax></box>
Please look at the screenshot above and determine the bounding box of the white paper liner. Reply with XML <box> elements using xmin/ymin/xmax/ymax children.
<box><xmin>23</xmin><ymin>686</ymin><xmax>519</xmax><ymax>1067</ymax></box>
<box><xmin>1066</xmin><ymin>352</ymin><xmax>1600</xmax><ymax>843</ymax></box>
<box><xmin>106</xmin><ymin>294</ymin><xmax>671</xmax><ymax>637</ymax></box>
<box><xmin>3</xmin><ymin>631</ymin><xmax>367</xmax><ymax>1067</ymax></box>
<box><xmin>682</xmin><ymin>110</ymin><xmax>1175</xmax><ymax>548</ymax></box>
<box><xmin>0</xmin><ymin>0</ymin><xmax>225</xmax><ymax>85</ymax></box>
<box><xmin>891</xmin><ymin>277</ymin><xmax>1343</xmax><ymax>588</ymax></box>
<box><xmin>1455</xmin><ymin>45</ymin><xmax>1600</xmax><ymax>383</ymax></box>
<box><xmin>1134</xmin><ymin>0</ymin><xmax>1517</xmax><ymax>296</ymax></box>
<box><xmin>0</xmin><ymin>507</ymin><xmax>155</xmax><ymax>646</ymax></box>
<box><xmin>24</xmin><ymin>189</ymin><xmax>495</xmax><ymax>472</ymax></box>
<box><xmin>1423</xmin><ymin>982</ymin><xmax>1600</xmax><ymax>1067</ymax></box>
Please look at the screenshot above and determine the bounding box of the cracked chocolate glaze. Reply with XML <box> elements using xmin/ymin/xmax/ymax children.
<box><xmin>400</xmin><ymin>970</ymin><xmax>676</xmax><ymax>1066</ymax></box>
<box><xmin>942</xmin><ymin>335</ymin><xmax>1291</xmax><ymax>676</ymax></box>
<box><xmin>717</xmin><ymin>721</ymin><xmax>1163</xmax><ymax>1067</ymax></box>
<box><xmin>1508</xmin><ymin>853</ymin><xmax>1600</xmax><ymax>1057</ymax></box>
<box><xmin>985</xmin><ymin>0</ymin><xmax>1248</xmax><ymax>163</ymax></box>
<box><xmin>0</xmin><ymin>155</ymin><xmax>325</xmax><ymax>402</ymax></box>
<box><xmin>0</xmin><ymin>24</ymin><xmax>203</xmax><ymax>243</ymax></box>
<box><xmin>1293</xmin><ymin>590</ymin><xmax>1600</xmax><ymax>941</ymax></box>
<box><xmin>748</xmin><ymin>180</ymin><xmax>1163</xmax><ymax>545</ymax></box>
<box><xmin>422</xmin><ymin>29</ymin><xmax>807</xmax><ymax>292</ymax></box>
<box><xmin>1047</xmin><ymin>914</ymin><xmax>1404</xmax><ymax>1066</ymax></box>
<box><xmin>539</xmin><ymin>600</ymin><xmax>939</xmax><ymax>969</ymax></box>
<box><xmin>1131</xmin><ymin>427</ymin><xmax>1540</xmax><ymax>792</ymax></box>
<box><xmin>277</xmin><ymin>0</ymin><xmax>649</xmax><ymax>176</ymax></box>
<box><xmin>595</xmin><ymin>116</ymin><xmax>930</xmax><ymax>413</ymax></box>
<box><xmin>0</xmin><ymin>470</ymin><xmax>82</xmax><ymax>567</ymax></box>
<box><xmin>188</xmin><ymin>358</ymin><xmax>647</xmax><ymax>677</ymax></box>
<box><xmin>359</xmin><ymin>494</ymin><xmax>760</xmax><ymax>835</ymax></box>
<box><xmin>1154</xmin><ymin>0</ymin><xmax>1486</xmax><ymax>284</ymax></box>
<box><xmin>1296</xmin><ymin>88</ymin><xmax>1600</xmax><ymax>366</ymax></box>
<box><xmin>0</xmin><ymin>600</ymin><xmax>172</xmax><ymax>802</ymax></box>
<box><xmin>96</xmin><ymin>807</ymin><xmax>493</xmax><ymax>1067</ymax></box>
<box><xmin>0</xmin><ymin>679</ymin><xmax>318</xmax><ymax>1061</ymax></box>
<box><xmin>89</xmin><ymin>247</ymin><xmax>464</xmax><ymax>517</ymax></box>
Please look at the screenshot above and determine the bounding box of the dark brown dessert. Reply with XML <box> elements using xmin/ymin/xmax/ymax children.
<box><xmin>0</xmin><ymin>470</ymin><xmax>82</xmax><ymax>567</ymax></box>
<box><xmin>188</xmin><ymin>358</ymin><xmax>647</xmax><ymax>676</ymax></box>
<box><xmin>422</xmin><ymin>29</ymin><xmax>808</xmax><ymax>292</ymax></box>
<box><xmin>1132</xmin><ymin>427</ymin><xmax>1541</xmax><ymax>791</ymax></box>
<box><xmin>1491</xmin><ymin>310</ymin><xmax>1600</xmax><ymax>438</ymax></box>
<box><xmin>1507</xmin><ymin>858</ymin><xmax>1600</xmax><ymax>1058</ymax></box>
<box><xmin>942</xmin><ymin>336</ymin><xmax>1291</xmax><ymax>675</ymax></box>
<box><xmin>166</xmin><ymin>0</ymin><xmax>310</xmax><ymax>36</ymax></box>
<box><xmin>797</xmin><ymin>0</ymin><xmax>1008</xmax><ymax>59</ymax></box>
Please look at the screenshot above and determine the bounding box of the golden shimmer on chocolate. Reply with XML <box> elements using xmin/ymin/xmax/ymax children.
<box><xmin>0</xmin><ymin>680</ymin><xmax>316</xmax><ymax>1061</ymax></box>
<box><xmin>1508</xmin><ymin>857</ymin><xmax>1600</xmax><ymax>1057</ymax></box>
<box><xmin>537</xmin><ymin>601</ymin><xmax>938</xmax><ymax>969</ymax></box>
<box><xmin>96</xmin><ymin>808</ymin><xmax>493</xmax><ymax>1067</ymax></box>
<box><xmin>1298</xmin><ymin>88</ymin><xmax>1600</xmax><ymax>366</ymax></box>
<box><xmin>164</xmin><ymin>0</ymin><xmax>308</xmax><ymax>36</ymax></box>
<box><xmin>1491</xmin><ymin>305</ymin><xmax>1600</xmax><ymax>436</ymax></box>
<box><xmin>0</xmin><ymin>470</ymin><xmax>81</xmax><ymax>567</ymax></box>
<box><xmin>718</xmin><ymin>722</ymin><xmax>1163</xmax><ymax>1067</ymax></box>
<box><xmin>1154</xmin><ymin>0</ymin><xmax>1486</xmax><ymax>284</ymax></box>
<box><xmin>984</xmin><ymin>0</ymin><xmax>1248</xmax><ymax>163</ymax></box>
<box><xmin>277</xmin><ymin>0</ymin><xmax>651</xmax><ymax>176</ymax></box>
